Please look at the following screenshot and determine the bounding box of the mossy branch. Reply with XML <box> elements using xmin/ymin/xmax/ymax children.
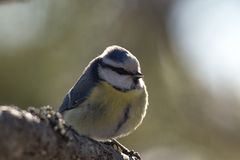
<box><xmin>0</xmin><ymin>106</ymin><xmax>126</xmax><ymax>160</ymax></box>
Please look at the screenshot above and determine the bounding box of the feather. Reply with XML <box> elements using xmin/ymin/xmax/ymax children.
<box><xmin>59</xmin><ymin>58</ymin><xmax>101</xmax><ymax>113</ymax></box>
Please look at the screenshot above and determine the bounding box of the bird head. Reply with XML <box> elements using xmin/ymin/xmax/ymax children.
<box><xmin>98</xmin><ymin>45</ymin><xmax>144</xmax><ymax>91</ymax></box>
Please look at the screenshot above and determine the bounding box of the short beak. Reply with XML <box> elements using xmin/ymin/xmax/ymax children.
<box><xmin>134</xmin><ymin>71</ymin><xmax>144</xmax><ymax>79</ymax></box>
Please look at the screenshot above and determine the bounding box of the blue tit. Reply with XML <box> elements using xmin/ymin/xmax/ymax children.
<box><xmin>59</xmin><ymin>45</ymin><xmax>148</xmax><ymax>141</ymax></box>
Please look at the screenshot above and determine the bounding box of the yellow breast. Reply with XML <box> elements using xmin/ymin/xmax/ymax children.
<box><xmin>64</xmin><ymin>81</ymin><xmax>148</xmax><ymax>140</ymax></box>
<box><xmin>89</xmin><ymin>81</ymin><xmax>143</xmax><ymax>108</ymax></box>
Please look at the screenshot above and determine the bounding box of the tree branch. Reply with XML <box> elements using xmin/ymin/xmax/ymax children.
<box><xmin>0</xmin><ymin>106</ymin><xmax>125</xmax><ymax>160</ymax></box>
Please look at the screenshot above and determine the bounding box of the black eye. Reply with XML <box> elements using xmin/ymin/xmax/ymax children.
<box><xmin>112</xmin><ymin>67</ymin><xmax>131</xmax><ymax>75</ymax></box>
<box><xmin>100</xmin><ymin>61</ymin><xmax>133</xmax><ymax>75</ymax></box>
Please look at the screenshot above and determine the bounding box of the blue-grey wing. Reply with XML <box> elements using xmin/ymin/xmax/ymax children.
<box><xmin>59</xmin><ymin>58</ymin><xmax>100</xmax><ymax>113</ymax></box>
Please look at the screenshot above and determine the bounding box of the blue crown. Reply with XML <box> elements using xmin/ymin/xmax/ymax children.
<box><xmin>106</xmin><ymin>48</ymin><xmax>129</xmax><ymax>63</ymax></box>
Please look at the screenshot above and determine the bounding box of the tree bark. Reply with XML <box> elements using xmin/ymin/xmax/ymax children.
<box><xmin>0</xmin><ymin>106</ymin><xmax>125</xmax><ymax>160</ymax></box>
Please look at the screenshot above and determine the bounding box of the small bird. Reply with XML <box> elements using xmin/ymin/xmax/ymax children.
<box><xmin>59</xmin><ymin>45</ymin><xmax>148</xmax><ymax>141</ymax></box>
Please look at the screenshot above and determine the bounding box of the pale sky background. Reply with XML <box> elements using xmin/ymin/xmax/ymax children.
<box><xmin>168</xmin><ymin>0</ymin><xmax>240</xmax><ymax>97</ymax></box>
<box><xmin>0</xmin><ymin>0</ymin><xmax>50</xmax><ymax>49</ymax></box>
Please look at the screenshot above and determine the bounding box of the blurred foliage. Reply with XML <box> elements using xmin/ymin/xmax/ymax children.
<box><xmin>1</xmin><ymin>0</ymin><xmax>240</xmax><ymax>160</ymax></box>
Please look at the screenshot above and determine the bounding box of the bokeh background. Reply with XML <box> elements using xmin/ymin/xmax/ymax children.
<box><xmin>1</xmin><ymin>0</ymin><xmax>240</xmax><ymax>159</ymax></box>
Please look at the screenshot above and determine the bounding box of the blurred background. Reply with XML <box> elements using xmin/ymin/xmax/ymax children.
<box><xmin>1</xmin><ymin>0</ymin><xmax>240</xmax><ymax>159</ymax></box>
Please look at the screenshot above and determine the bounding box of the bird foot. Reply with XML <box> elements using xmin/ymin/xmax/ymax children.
<box><xmin>104</xmin><ymin>139</ymin><xmax>141</xmax><ymax>160</ymax></box>
<box><xmin>64</xmin><ymin>125</ymin><xmax>81</xmax><ymax>141</ymax></box>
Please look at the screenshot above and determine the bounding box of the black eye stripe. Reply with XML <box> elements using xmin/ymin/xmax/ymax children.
<box><xmin>100</xmin><ymin>62</ymin><xmax>133</xmax><ymax>75</ymax></box>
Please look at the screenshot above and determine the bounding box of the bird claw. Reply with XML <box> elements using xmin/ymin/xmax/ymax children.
<box><xmin>103</xmin><ymin>139</ymin><xmax>141</xmax><ymax>160</ymax></box>
<box><xmin>64</xmin><ymin>125</ymin><xmax>81</xmax><ymax>141</ymax></box>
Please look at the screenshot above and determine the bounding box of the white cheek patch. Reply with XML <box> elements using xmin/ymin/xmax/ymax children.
<box><xmin>99</xmin><ymin>67</ymin><xmax>133</xmax><ymax>90</ymax></box>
